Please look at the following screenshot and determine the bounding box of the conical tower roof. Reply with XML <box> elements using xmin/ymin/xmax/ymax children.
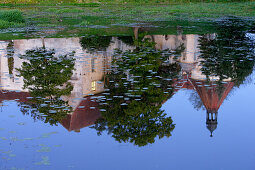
<box><xmin>189</xmin><ymin>80</ymin><xmax>234</xmax><ymax>137</ymax></box>
<box><xmin>170</xmin><ymin>72</ymin><xmax>235</xmax><ymax>137</ymax></box>
<box><xmin>190</xmin><ymin>80</ymin><xmax>234</xmax><ymax>113</ymax></box>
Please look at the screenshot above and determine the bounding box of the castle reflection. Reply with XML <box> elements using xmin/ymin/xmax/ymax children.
<box><xmin>144</xmin><ymin>34</ymin><xmax>236</xmax><ymax>137</ymax></box>
<box><xmin>0</xmin><ymin>23</ymin><xmax>254</xmax><ymax>139</ymax></box>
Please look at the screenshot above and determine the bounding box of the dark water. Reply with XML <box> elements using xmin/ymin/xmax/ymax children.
<box><xmin>0</xmin><ymin>18</ymin><xmax>255</xmax><ymax>170</ymax></box>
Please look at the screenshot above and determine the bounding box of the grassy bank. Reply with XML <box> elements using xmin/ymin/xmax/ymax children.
<box><xmin>0</xmin><ymin>2</ymin><xmax>254</xmax><ymax>39</ymax></box>
<box><xmin>2</xmin><ymin>2</ymin><xmax>254</xmax><ymax>23</ymax></box>
<box><xmin>0</xmin><ymin>10</ymin><xmax>25</xmax><ymax>29</ymax></box>
<box><xmin>1</xmin><ymin>0</ymin><xmax>254</xmax><ymax>5</ymax></box>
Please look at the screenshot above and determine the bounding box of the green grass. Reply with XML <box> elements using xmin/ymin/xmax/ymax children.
<box><xmin>0</xmin><ymin>9</ymin><xmax>25</xmax><ymax>29</ymax></box>
<box><xmin>0</xmin><ymin>19</ymin><xmax>12</xmax><ymax>29</ymax></box>
<box><xmin>0</xmin><ymin>19</ymin><xmax>25</xmax><ymax>29</ymax></box>
<box><xmin>0</xmin><ymin>2</ymin><xmax>254</xmax><ymax>39</ymax></box>
<box><xmin>0</xmin><ymin>2</ymin><xmax>254</xmax><ymax>29</ymax></box>
<box><xmin>22</xmin><ymin>2</ymin><xmax>255</xmax><ymax>22</ymax></box>
<box><xmin>46</xmin><ymin>8</ymin><xmax>84</xmax><ymax>14</ymax></box>
<box><xmin>0</xmin><ymin>9</ymin><xmax>25</xmax><ymax>22</ymax></box>
<box><xmin>0</xmin><ymin>0</ymin><xmax>254</xmax><ymax>5</ymax></box>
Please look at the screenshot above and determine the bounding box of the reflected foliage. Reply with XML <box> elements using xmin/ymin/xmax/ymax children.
<box><xmin>117</xmin><ymin>36</ymin><xmax>135</xmax><ymax>46</ymax></box>
<box><xmin>17</xmin><ymin>48</ymin><xmax>75</xmax><ymax>125</ymax></box>
<box><xmin>189</xmin><ymin>90</ymin><xmax>205</xmax><ymax>111</ymax></box>
<box><xmin>92</xmin><ymin>40</ymin><xmax>182</xmax><ymax>146</ymax></box>
<box><xmin>6</xmin><ymin>41</ymin><xmax>14</xmax><ymax>76</ymax></box>
<box><xmin>199</xmin><ymin>17</ymin><xmax>255</xmax><ymax>86</ymax></box>
<box><xmin>80</xmin><ymin>35</ymin><xmax>112</xmax><ymax>52</ymax></box>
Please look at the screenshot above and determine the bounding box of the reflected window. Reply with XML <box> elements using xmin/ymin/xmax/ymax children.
<box><xmin>91</xmin><ymin>81</ymin><xmax>96</xmax><ymax>91</ymax></box>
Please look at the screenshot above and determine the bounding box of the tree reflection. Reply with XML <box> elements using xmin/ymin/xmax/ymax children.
<box><xmin>91</xmin><ymin>39</ymin><xmax>182</xmax><ymax>146</ymax></box>
<box><xmin>190</xmin><ymin>17</ymin><xmax>255</xmax><ymax>136</ymax></box>
<box><xmin>6</xmin><ymin>41</ymin><xmax>14</xmax><ymax>77</ymax></box>
<box><xmin>17</xmin><ymin>47</ymin><xmax>75</xmax><ymax>125</ymax></box>
<box><xmin>80</xmin><ymin>35</ymin><xmax>112</xmax><ymax>53</ymax></box>
<box><xmin>199</xmin><ymin>17</ymin><xmax>255</xmax><ymax>86</ymax></box>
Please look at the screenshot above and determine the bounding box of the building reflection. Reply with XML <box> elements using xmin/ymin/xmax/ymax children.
<box><xmin>0</xmin><ymin>30</ymin><xmax>252</xmax><ymax>136</ymax></box>
<box><xmin>61</xmin><ymin>96</ymin><xmax>100</xmax><ymax>132</ymax></box>
<box><xmin>0</xmin><ymin>37</ymin><xmax>134</xmax><ymax>131</ymax></box>
<box><xmin>145</xmin><ymin>34</ymin><xmax>236</xmax><ymax>136</ymax></box>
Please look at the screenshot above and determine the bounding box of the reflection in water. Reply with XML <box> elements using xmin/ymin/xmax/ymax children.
<box><xmin>149</xmin><ymin>33</ymin><xmax>238</xmax><ymax>137</ymax></box>
<box><xmin>143</xmin><ymin>18</ymin><xmax>255</xmax><ymax>137</ymax></box>
<box><xmin>61</xmin><ymin>96</ymin><xmax>100</xmax><ymax>132</ymax></box>
<box><xmin>91</xmin><ymin>40</ymin><xmax>181</xmax><ymax>146</ymax></box>
<box><xmin>199</xmin><ymin>17</ymin><xmax>255</xmax><ymax>86</ymax></box>
<box><xmin>17</xmin><ymin>47</ymin><xmax>75</xmax><ymax>125</ymax></box>
<box><xmin>0</xmin><ymin>18</ymin><xmax>254</xmax><ymax>146</ymax></box>
<box><xmin>197</xmin><ymin>18</ymin><xmax>255</xmax><ymax>136</ymax></box>
<box><xmin>80</xmin><ymin>35</ymin><xmax>112</xmax><ymax>53</ymax></box>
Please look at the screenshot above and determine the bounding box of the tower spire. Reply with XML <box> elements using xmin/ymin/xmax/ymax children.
<box><xmin>190</xmin><ymin>80</ymin><xmax>234</xmax><ymax>137</ymax></box>
<box><xmin>206</xmin><ymin>110</ymin><xmax>218</xmax><ymax>137</ymax></box>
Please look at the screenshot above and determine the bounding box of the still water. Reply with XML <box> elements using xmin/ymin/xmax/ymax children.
<box><xmin>0</xmin><ymin>18</ymin><xmax>255</xmax><ymax>170</ymax></box>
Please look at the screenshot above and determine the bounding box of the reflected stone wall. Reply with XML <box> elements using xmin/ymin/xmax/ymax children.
<box><xmin>0</xmin><ymin>37</ymin><xmax>134</xmax><ymax>110</ymax></box>
<box><xmin>145</xmin><ymin>34</ymin><xmax>231</xmax><ymax>81</ymax></box>
<box><xmin>0</xmin><ymin>34</ymin><xmax>233</xmax><ymax>111</ymax></box>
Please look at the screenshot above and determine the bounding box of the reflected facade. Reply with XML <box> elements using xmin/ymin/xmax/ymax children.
<box><xmin>0</xmin><ymin>24</ymin><xmax>254</xmax><ymax>141</ymax></box>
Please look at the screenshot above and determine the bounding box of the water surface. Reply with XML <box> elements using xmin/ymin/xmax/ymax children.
<box><xmin>0</xmin><ymin>18</ymin><xmax>255</xmax><ymax>170</ymax></box>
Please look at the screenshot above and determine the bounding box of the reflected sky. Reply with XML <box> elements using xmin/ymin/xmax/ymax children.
<box><xmin>0</xmin><ymin>18</ymin><xmax>255</xmax><ymax>170</ymax></box>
